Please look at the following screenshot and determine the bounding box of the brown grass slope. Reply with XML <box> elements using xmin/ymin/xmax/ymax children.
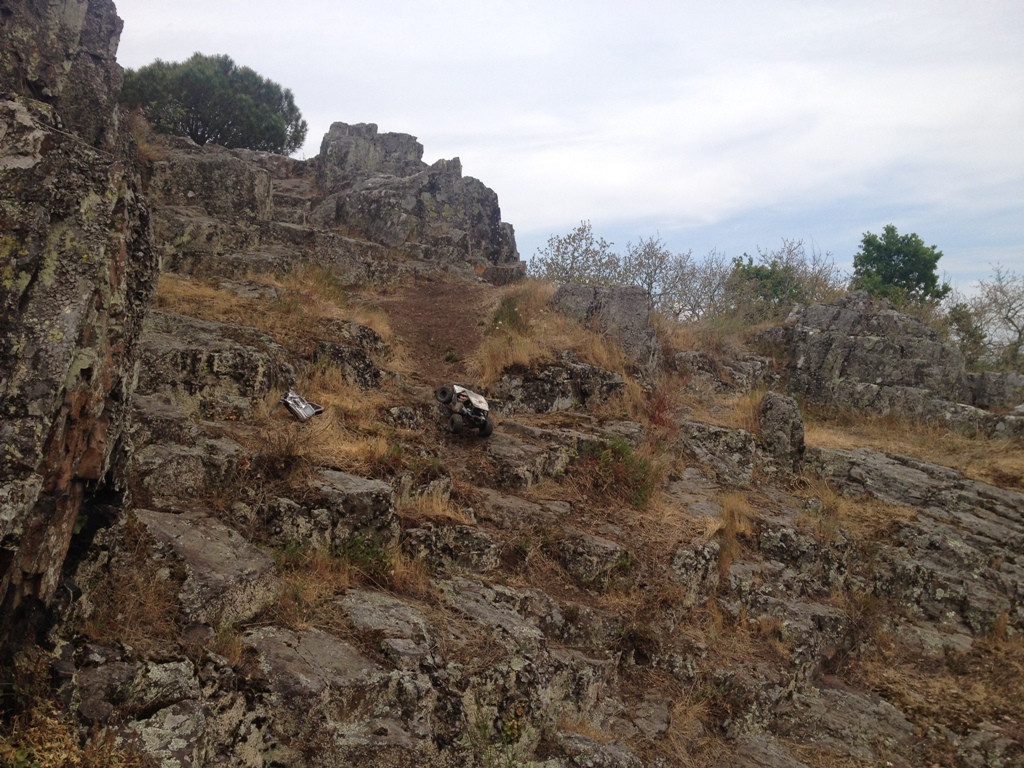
<box><xmin>6</xmin><ymin>267</ymin><xmax>1023</xmax><ymax>767</ymax></box>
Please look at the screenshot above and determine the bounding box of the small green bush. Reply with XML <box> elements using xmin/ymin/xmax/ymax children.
<box><xmin>578</xmin><ymin>438</ymin><xmax>659</xmax><ymax>509</ymax></box>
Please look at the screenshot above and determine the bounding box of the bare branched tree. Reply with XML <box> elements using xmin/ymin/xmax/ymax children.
<box><xmin>972</xmin><ymin>264</ymin><xmax>1024</xmax><ymax>371</ymax></box>
<box><xmin>528</xmin><ymin>221</ymin><xmax>621</xmax><ymax>286</ymax></box>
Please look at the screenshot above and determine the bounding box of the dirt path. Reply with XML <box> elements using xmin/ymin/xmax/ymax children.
<box><xmin>380</xmin><ymin>277</ymin><xmax>495</xmax><ymax>389</ymax></box>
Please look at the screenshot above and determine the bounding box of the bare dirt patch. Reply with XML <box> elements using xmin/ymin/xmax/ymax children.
<box><xmin>379</xmin><ymin>276</ymin><xmax>494</xmax><ymax>388</ymax></box>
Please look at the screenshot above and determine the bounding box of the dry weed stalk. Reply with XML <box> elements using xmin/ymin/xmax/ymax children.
<box><xmin>715</xmin><ymin>491</ymin><xmax>755</xmax><ymax>578</ymax></box>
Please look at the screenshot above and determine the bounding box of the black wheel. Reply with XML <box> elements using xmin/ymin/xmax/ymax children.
<box><xmin>479</xmin><ymin>416</ymin><xmax>494</xmax><ymax>437</ymax></box>
<box><xmin>449</xmin><ymin>413</ymin><xmax>465</xmax><ymax>434</ymax></box>
<box><xmin>436</xmin><ymin>385</ymin><xmax>454</xmax><ymax>404</ymax></box>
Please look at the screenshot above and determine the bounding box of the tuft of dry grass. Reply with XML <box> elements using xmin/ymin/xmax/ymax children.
<box><xmin>713</xmin><ymin>492</ymin><xmax>756</xmax><ymax>578</ymax></box>
<box><xmin>76</xmin><ymin>517</ymin><xmax>181</xmax><ymax>655</ymax></box>
<box><xmin>396</xmin><ymin>489</ymin><xmax>474</xmax><ymax>526</ymax></box>
<box><xmin>469</xmin><ymin>278</ymin><xmax>647</xmax><ymax>388</ymax></box>
<box><xmin>271</xmin><ymin>545</ymin><xmax>353</xmax><ymax>632</ymax></box>
<box><xmin>683</xmin><ymin>388</ymin><xmax>766</xmax><ymax>434</ymax></box>
<box><xmin>388</xmin><ymin>550</ymin><xmax>435</xmax><ymax>600</ymax></box>
<box><xmin>472</xmin><ymin>332</ymin><xmax>552</xmax><ymax>385</ymax></box>
<box><xmin>796</xmin><ymin>473</ymin><xmax>917</xmax><ymax>542</ymax></box>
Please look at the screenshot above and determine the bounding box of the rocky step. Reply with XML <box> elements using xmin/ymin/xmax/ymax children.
<box><xmin>271</xmin><ymin>177</ymin><xmax>320</xmax><ymax>225</ymax></box>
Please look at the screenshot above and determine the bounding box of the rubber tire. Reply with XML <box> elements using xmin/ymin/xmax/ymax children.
<box><xmin>479</xmin><ymin>417</ymin><xmax>494</xmax><ymax>438</ymax></box>
<box><xmin>449</xmin><ymin>413</ymin><xmax>465</xmax><ymax>434</ymax></box>
<box><xmin>436</xmin><ymin>385</ymin><xmax>454</xmax><ymax>404</ymax></box>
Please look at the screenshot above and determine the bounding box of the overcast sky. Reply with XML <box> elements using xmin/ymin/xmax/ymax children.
<box><xmin>113</xmin><ymin>0</ymin><xmax>1023</xmax><ymax>290</ymax></box>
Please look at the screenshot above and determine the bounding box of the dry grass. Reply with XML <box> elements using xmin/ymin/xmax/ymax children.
<box><xmin>232</xmin><ymin>380</ymin><xmax>415</xmax><ymax>486</ymax></box>
<box><xmin>796</xmin><ymin>473</ymin><xmax>917</xmax><ymax>542</ymax></box>
<box><xmin>805</xmin><ymin>413</ymin><xmax>1024</xmax><ymax>490</ymax></box>
<box><xmin>661</xmin><ymin>694</ymin><xmax>726</xmax><ymax>768</ymax></box>
<box><xmin>388</xmin><ymin>550</ymin><xmax>435</xmax><ymax>600</ymax></box>
<box><xmin>154</xmin><ymin>268</ymin><xmax>396</xmax><ymax>356</ymax></box>
<box><xmin>569</xmin><ymin>438</ymin><xmax>665</xmax><ymax>510</ymax></box>
<box><xmin>556</xmin><ymin>714</ymin><xmax>615</xmax><ymax>744</ymax></box>
<box><xmin>396</xmin><ymin>489</ymin><xmax>474</xmax><ymax>526</ymax></box>
<box><xmin>469</xmin><ymin>278</ymin><xmax>642</xmax><ymax>387</ymax></box>
<box><xmin>76</xmin><ymin>517</ymin><xmax>180</xmax><ymax>654</ymax></box>
<box><xmin>125</xmin><ymin>108</ymin><xmax>166</xmax><ymax>168</ymax></box>
<box><xmin>271</xmin><ymin>546</ymin><xmax>354</xmax><ymax>632</ymax></box>
<box><xmin>472</xmin><ymin>332</ymin><xmax>552</xmax><ymax>385</ymax></box>
<box><xmin>0</xmin><ymin>701</ymin><xmax>155</xmax><ymax>768</ymax></box>
<box><xmin>844</xmin><ymin>619</ymin><xmax>1024</xmax><ymax>763</ymax></box>
<box><xmin>713</xmin><ymin>491</ymin><xmax>756</xmax><ymax>577</ymax></box>
<box><xmin>682</xmin><ymin>388</ymin><xmax>766</xmax><ymax>433</ymax></box>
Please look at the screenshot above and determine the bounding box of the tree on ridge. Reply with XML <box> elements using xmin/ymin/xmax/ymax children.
<box><xmin>122</xmin><ymin>52</ymin><xmax>308</xmax><ymax>155</ymax></box>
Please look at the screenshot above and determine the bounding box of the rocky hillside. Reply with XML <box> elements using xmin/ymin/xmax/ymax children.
<box><xmin>3</xmin><ymin>3</ymin><xmax>1024</xmax><ymax>767</ymax></box>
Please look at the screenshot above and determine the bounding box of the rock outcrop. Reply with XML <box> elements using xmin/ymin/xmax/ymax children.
<box><xmin>143</xmin><ymin>121</ymin><xmax>526</xmax><ymax>286</ymax></box>
<box><xmin>760</xmin><ymin>291</ymin><xmax>1024</xmax><ymax>434</ymax></box>
<box><xmin>553</xmin><ymin>284</ymin><xmax>660</xmax><ymax>371</ymax></box>
<box><xmin>4</xmin><ymin>4</ymin><xmax>1024</xmax><ymax>767</ymax></box>
<box><xmin>0</xmin><ymin>0</ymin><xmax>156</xmax><ymax>643</ymax></box>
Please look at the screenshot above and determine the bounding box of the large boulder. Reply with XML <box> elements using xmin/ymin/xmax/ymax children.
<box><xmin>316</xmin><ymin>122</ymin><xmax>425</xmax><ymax>194</ymax></box>
<box><xmin>778</xmin><ymin>292</ymin><xmax>972</xmax><ymax>403</ymax></box>
<box><xmin>0</xmin><ymin>10</ymin><xmax>155</xmax><ymax>638</ymax></box>
<box><xmin>553</xmin><ymin>284</ymin><xmax>659</xmax><ymax>370</ymax></box>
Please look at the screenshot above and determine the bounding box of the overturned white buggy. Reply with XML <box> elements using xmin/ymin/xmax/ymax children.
<box><xmin>436</xmin><ymin>384</ymin><xmax>494</xmax><ymax>437</ymax></box>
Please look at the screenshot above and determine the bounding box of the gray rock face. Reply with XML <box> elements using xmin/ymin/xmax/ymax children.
<box><xmin>135</xmin><ymin>508</ymin><xmax>279</xmax><ymax>626</ymax></box>
<box><xmin>137</xmin><ymin>311</ymin><xmax>294</xmax><ymax>418</ymax></box>
<box><xmin>147</xmin><ymin>139</ymin><xmax>274</xmax><ymax>222</ymax></box>
<box><xmin>674</xmin><ymin>350</ymin><xmax>777</xmax><ymax>393</ymax></box>
<box><xmin>311</xmin><ymin>147</ymin><xmax>522</xmax><ymax>276</ymax></box>
<box><xmin>0</xmin><ymin>0</ymin><xmax>124</xmax><ymax>149</ymax></box>
<box><xmin>757</xmin><ymin>392</ymin><xmax>805</xmax><ymax>475</ymax></box>
<box><xmin>547</xmin><ymin>529</ymin><xmax>634</xmax><ymax>592</ymax></box>
<box><xmin>308</xmin><ymin>470</ymin><xmax>401</xmax><ymax>551</ymax></box>
<box><xmin>146</xmin><ymin>119</ymin><xmax>525</xmax><ymax>284</ymax></box>
<box><xmin>553</xmin><ymin>284</ymin><xmax>659</xmax><ymax>370</ymax></box>
<box><xmin>810</xmin><ymin>447</ymin><xmax>1024</xmax><ymax>633</ymax></box>
<box><xmin>0</xmin><ymin>18</ymin><xmax>156</xmax><ymax>634</ymax></box>
<box><xmin>785</xmin><ymin>291</ymin><xmax>971</xmax><ymax>402</ymax></box>
<box><xmin>762</xmin><ymin>292</ymin><xmax>1024</xmax><ymax>429</ymax></box>
<box><xmin>494</xmin><ymin>353</ymin><xmax>625</xmax><ymax>415</ymax></box>
<box><xmin>316</xmin><ymin>122</ymin><xmax>425</xmax><ymax>195</ymax></box>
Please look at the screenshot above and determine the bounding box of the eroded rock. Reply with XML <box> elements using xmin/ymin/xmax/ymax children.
<box><xmin>135</xmin><ymin>509</ymin><xmax>279</xmax><ymax>626</ymax></box>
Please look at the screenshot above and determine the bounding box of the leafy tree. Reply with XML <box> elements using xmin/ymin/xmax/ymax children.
<box><xmin>122</xmin><ymin>53</ymin><xmax>308</xmax><ymax>154</ymax></box>
<box><xmin>528</xmin><ymin>221</ymin><xmax>622</xmax><ymax>285</ymax></box>
<box><xmin>726</xmin><ymin>256</ymin><xmax>805</xmax><ymax>321</ymax></box>
<box><xmin>720</xmin><ymin>239</ymin><xmax>844</xmax><ymax>323</ymax></box>
<box><xmin>851</xmin><ymin>224</ymin><xmax>950</xmax><ymax>303</ymax></box>
<box><xmin>944</xmin><ymin>300</ymin><xmax>988</xmax><ymax>369</ymax></box>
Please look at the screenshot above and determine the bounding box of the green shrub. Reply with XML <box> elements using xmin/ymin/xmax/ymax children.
<box><xmin>577</xmin><ymin>438</ymin><xmax>659</xmax><ymax>509</ymax></box>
